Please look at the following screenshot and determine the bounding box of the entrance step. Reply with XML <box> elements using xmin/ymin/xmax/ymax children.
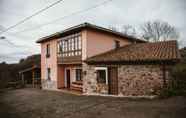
<box><xmin>71</xmin><ymin>81</ymin><xmax>83</xmax><ymax>92</ymax></box>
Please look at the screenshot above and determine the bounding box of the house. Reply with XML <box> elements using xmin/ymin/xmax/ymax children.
<box><xmin>18</xmin><ymin>54</ymin><xmax>41</xmax><ymax>88</ymax></box>
<box><xmin>36</xmin><ymin>23</ymin><xmax>180</xmax><ymax>96</ymax></box>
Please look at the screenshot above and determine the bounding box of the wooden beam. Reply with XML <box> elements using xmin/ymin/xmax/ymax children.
<box><xmin>162</xmin><ymin>64</ymin><xmax>167</xmax><ymax>88</ymax></box>
<box><xmin>32</xmin><ymin>70</ymin><xmax>35</xmax><ymax>88</ymax></box>
<box><xmin>21</xmin><ymin>73</ymin><xmax>24</xmax><ymax>86</ymax></box>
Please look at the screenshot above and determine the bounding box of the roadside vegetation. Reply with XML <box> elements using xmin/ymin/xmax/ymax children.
<box><xmin>0</xmin><ymin>54</ymin><xmax>40</xmax><ymax>89</ymax></box>
<box><xmin>160</xmin><ymin>47</ymin><xmax>186</xmax><ymax>97</ymax></box>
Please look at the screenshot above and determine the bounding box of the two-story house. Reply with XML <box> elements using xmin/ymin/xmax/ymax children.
<box><xmin>37</xmin><ymin>23</ymin><xmax>180</xmax><ymax>96</ymax></box>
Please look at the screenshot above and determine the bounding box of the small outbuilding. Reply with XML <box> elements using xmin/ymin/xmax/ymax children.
<box><xmin>19</xmin><ymin>65</ymin><xmax>41</xmax><ymax>88</ymax></box>
<box><xmin>18</xmin><ymin>54</ymin><xmax>41</xmax><ymax>88</ymax></box>
<box><xmin>84</xmin><ymin>40</ymin><xmax>180</xmax><ymax>96</ymax></box>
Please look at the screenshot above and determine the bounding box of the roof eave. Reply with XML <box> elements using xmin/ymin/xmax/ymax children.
<box><xmin>85</xmin><ymin>59</ymin><xmax>180</xmax><ymax>65</ymax></box>
<box><xmin>36</xmin><ymin>22</ymin><xmax>146</xmax><ymax>43</ymax></box>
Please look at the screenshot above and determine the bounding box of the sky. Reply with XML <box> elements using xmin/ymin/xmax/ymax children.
<box><xmin>0</xmin><ymin>0</ymin><xmax>186</xmax><ymax>63</ymax></box>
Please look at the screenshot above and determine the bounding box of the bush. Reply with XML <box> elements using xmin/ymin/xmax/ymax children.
<box><xmin>160</xmin><ymin>63</ymin><xmax>186</xmax><ymax>98</ymax></box>
<box><xmin>171</xmin><ymin>63</ymin><xmax>186</xmax><ymax>90</ymax></box>
<box><xmin>159</xmin><ymin>63</ymin><xmax>186</xmax><ymax>98</ymax></box>
<box><xmin>159</xmin><ymin>87</ymin><xmax>186</xmax><ymax>98</ymax></box>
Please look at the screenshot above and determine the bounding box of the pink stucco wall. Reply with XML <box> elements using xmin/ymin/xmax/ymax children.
<box><xmin>82</xmin><ymin>29</ymin><xmax>132</xmax><ymax>60</ymax></box>
<box><xmin>41</xmin><ymin>39</ymin><xmax>58</xmax><ymax>88</ymax></box>
<box><xmin>57</xmin><ymin>65</ymin><xmax>65</xmax><ymax>88</ymax></box>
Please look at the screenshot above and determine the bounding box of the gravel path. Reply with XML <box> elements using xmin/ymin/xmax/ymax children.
<box><xmin>0</xmin><ymin>88</ymin><xmax>185</xmax><ymax>118</ymax></box>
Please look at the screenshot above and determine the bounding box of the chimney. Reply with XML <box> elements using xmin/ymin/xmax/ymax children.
<box><xmin>115</xmin><ymin>40</ymin><xmax>120</xmax><ymax>49</ymax></box>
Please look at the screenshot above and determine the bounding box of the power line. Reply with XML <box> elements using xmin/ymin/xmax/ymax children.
<box><xmin>0</xmin><ymin>33</ymin><xmax>35</xmax><ymax>49</ymax></box>
<box><xmin>0</xmin><ymin>27</ymin><xmax>33</xmax><ymax>48</ymax></box>
<box><xmin>1</xmin><ymin>0</ymin><xmax>112</xmax><ymax>49</ymax></box>
<box><xmin>0</xmin><ymin>0</ymin><xmax>64</xmax><ymax>35</ymax></box>
<box><xmin>14</xmin><ymin>0</ymin><xmax>113</xmax><ymax>34</ymax></box>
<box><xmin>0</xmin><ymin>38</ymin><xmax>32</xmax><ymax>49</ymax></box>
<box><xmin>0</xmin><ymin>38</ymin><xmax>16</xmax><ymax>46</ymax></box>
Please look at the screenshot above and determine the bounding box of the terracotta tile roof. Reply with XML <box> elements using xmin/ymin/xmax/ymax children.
<box><xmin>86</xmin><ymin>40</ymin><xmax>180</xmax><ymax>63</ymax></box>
<box><xmin>36</xmin><ymin>22</ymin><xmax>145</xmax><ymax>43</ymax></box>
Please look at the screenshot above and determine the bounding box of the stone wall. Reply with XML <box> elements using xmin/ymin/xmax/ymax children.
<box><xmin>41</xmin><ymin>79</ymin><xmax>57</xmax><ymax>90</ymax></box>
<box><xmin>118</xmin><ymin>65</ymin><xmax>164</xmax><ymax>96</ymax></box>
<box><xmin>83</xmin><ymin>63</ymin><xmax>108</xmax><ymax>95</ymax></box>
<box><xmin>83</xmin><ymin>63</ymin><xmax>171</xmax><ymax>96</ymax></box>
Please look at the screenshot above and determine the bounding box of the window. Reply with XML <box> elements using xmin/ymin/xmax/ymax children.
<box><xmin>115</xmin><ymin>40</ymin><xmax>120</xmax><ymax>49</ymax></box>
<box><xmin>46</xmin><ymin>44</ymin><xmax>50</xmax><ymax>58</ymax></box>
<box><xmin>76</xmin><ymin>69</ymin><xmax>82</xmax><ymax>81</ymax></box>
<box><xmin>95</xmin><ymin>67</ymin><xmax>108</xmax><ymax>84</ymax></box>
<box><xmin>47</xmin><ymin>68</ymin><xmax>51</xmax><ymax>80</ymax></box>
<box><xmin>57</xmin><ymin>33</ymin><xmax>82</xmax><ymax>57</ymax></box>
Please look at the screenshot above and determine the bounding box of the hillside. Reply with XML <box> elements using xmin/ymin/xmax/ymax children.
<box><xmin>0</xmin><ymin>54</ymin><xmax>40</xmax><ymax>88</ymax></box>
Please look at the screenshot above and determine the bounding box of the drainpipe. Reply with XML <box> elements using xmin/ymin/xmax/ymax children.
<box><xmin>162</xmin><ymin>64</ymin><xmax>167</xmax><ymax>88</ymax></box>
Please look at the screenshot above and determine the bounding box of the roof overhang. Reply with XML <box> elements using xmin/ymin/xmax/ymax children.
<box><xmin>85</xmin><ymin>59</ymin><xmax>180</xmax><ymax>65</ymax></box>
<box><xmin>36</xmin><ymin>22</ymin><xmax>146</xmax><ymax>43</ymax></box>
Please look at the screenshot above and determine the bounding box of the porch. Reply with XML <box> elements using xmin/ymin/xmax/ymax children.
<box><xmin>57</xmin><ymin>64</ymin><xmax>83</xmax><ymax>92</ymax></box>
<box><xmin>19</xmin><ymin>65</ymin><xmax>41</xmax><ymax>88</ymax></box>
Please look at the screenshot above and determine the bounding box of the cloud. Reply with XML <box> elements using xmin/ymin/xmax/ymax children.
<box><xmin>0</xmin><ymin>0</ymin><xmax>186</xmax><ymax>63</ymax></box>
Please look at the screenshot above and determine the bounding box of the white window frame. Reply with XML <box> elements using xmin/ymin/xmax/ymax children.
<box><xmin>75</xmin><ymin>68</ymin><xmax>82</xmax><ymax>81</ymax></box>
<box><xmin>95</xmin><ymin>67</ymin><xmax>108</xmax><ymax>85</ymax></box>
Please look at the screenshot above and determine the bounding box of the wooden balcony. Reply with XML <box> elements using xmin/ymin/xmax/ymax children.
<box><xmin>57</xmin><ymin>55</ymin><xmax>82</xmax><ymax>64</ymax></box>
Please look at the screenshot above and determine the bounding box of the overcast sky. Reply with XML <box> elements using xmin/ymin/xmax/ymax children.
<box><xmin>0</xmin><ymin>0</ymin><xmax>185</xmax><ymax>63</ymax></box>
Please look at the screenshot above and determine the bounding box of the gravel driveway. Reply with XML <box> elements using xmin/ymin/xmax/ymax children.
<box><xmin>0</xmin><ymin>88</ymin><xmax>185</xmax><ymax>118</ymax></box>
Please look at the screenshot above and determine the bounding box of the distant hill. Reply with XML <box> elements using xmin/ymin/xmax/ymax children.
<box><xmin>17</xmin><ymin>54</ymin><xmax>41</xmax><ymax>71</ymax></box>
<box><xmin>0</xmin><ymin>54</ymin><xmax>41</xmax><ymax>88</ymax></box>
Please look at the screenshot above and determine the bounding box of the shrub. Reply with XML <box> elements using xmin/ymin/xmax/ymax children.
<box><xmin>159</xmin><ymin>63</ymin><xmax>186</xmax><ymax>98</ymax></box>
<box><xmin>171</xmin><ymin>63</ymin><xmax>186</xmax><ymax>91</ymax></box>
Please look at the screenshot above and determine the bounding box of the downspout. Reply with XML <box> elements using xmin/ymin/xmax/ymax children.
<box><xmin>162</xmin><ymin>64</ymin><xmax>167</xmax><ymax>88</ymax></box>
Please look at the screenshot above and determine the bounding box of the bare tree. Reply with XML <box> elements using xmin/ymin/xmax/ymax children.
<box><xmin>121</xmin><ymin>25</ymin><xmax>136</xmax><ymax>36</ymax></box>
<box><xmin>108</xmin><ymin>25</ymin><xmax>118</xmax><ymax>32</ymax></box>
<box><xmin>108</xmin><ymin>25</ymin><xmax>137</xmax><ymax>37</ymax></box>
<box><xmin>141</xmin><ymin>20</ymin><xmax>179</xmax><ymax>42</ymax></box>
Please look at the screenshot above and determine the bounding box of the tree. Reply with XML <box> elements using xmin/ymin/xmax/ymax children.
<box><xmin>19</xmin><ymin>58</ymin><xmax>25</xmax><ymax>63</ymax></box>
<box><xmin>121</xmin><ymin>25</ymin><xmax>136</xmax><ymax>36</ymax></box>
<box><xmin>108</xmin><ymin>25</ymin><xmax>136</xmax><ymax>36</ymax></box>
<box><xmin>180</xmin><ymin>47</ymin><xmax>186</xmax><ymax>63</ymax></box>
<box><xmin>108</xmin><ymin>25</ymin><xmax>118</xmax><ymax>32</ymax></box>
<box><xmin>141</xmin><ymin>20</ymin><xmax>179</xmax><ymax>42</ymax></box>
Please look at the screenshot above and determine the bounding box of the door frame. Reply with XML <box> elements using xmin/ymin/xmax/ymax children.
<box><xmin>108</xmin><ymin>67</ymin><xmax>118</xmax><ymax>95</ymax></box>
<box><xmin>65</xmin><ymin>68</ymin><xmax>71</xmax><ymax>88</ymax></box>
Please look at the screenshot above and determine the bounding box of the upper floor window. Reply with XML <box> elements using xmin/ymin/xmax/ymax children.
<box><xmin>57</xmin><ymin>33</ymin><xmax>82</xmax><ymax>57</ymax></box>
<box><xmin>115</xmin><ymin>40</ymin><xmax>120</xmax><ymax>49</ymax></box>
<box><xmin>46</xmin><ymin>44</ymin><xmax>50</xmax><ymax>58</ymax></box>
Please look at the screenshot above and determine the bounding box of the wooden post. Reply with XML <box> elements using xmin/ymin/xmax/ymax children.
<box><xmin>21</xmin><ymin>73</ymin><xmax>24</xmax><ymax>86</ymax></box>
<box><xmin>32</xmin><ymin>70</ymin><xmax>35</xmax><ymax>88</ymax></box>
<box><xmin>162</xmin><ymin>64</ymin><xmax>167</xmax><ymax>88</ymax></box>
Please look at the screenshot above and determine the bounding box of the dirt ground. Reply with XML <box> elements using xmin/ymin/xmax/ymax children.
<box><xmin>0</xmin><ymin>88</ymin><xmax>185</xmax><ymax>118</ymax></box>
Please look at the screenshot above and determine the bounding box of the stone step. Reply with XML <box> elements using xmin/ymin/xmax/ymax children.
<box><xmin>72</xmin><ymin>81</ymin><xmax>83</xmax><ymax>85</ymax></box>
<box><xmin>71</xmin><ymin>85</ymin><xmax>82</xmax><ymax>92</ymax></box>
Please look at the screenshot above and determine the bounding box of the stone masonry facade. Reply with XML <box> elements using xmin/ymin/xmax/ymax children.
<box><xmin>118</xmin><ymin>65</ymin><xmax>164</xmax><ymax>96</ymax></box>
<box><xmin>83</xmin><ymin>63</ymin><xmax>108</xmax><ymax>95</ymax></box>
<box><xmin>83</xmin><ymin>63</ymin><xmax>169</xmax><ymax>96</ymax></box>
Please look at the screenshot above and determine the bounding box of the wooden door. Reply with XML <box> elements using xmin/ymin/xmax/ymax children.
<box><xmin>66</xmin><ymin>69</ymin><xmax>71</xmax><ymax>88</ymax></box>
<box><xmin>108</xmin><ymin>67</ymin><xmax>118</xmax><ymax>95</ymax></box>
